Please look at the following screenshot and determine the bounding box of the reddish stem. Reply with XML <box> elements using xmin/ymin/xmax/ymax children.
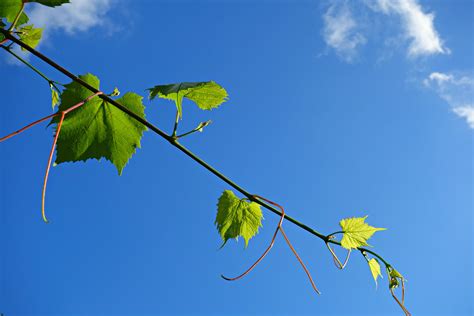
<box><xmin>0</xmin><ymin>91</ymin><xmax>104</xmax><ymax>222</ymax></box>
<box><xmin>40</xmin><ymin>91</ymin><xmax>102</xmax><ymax>223</ymax></box>
<box><xmin>0</xmin><ymin>113</ymin><xmax>58</xmax><ymax>143</ymax></box>
<box><xmin>280</xmin><ymin>227</ymin><xmax>320</xmax><ymax>294</ymax></box>
<box><xmin>41</xmin><ymin>112</ymin><xmax>65</xmax><ymax>223</ymax></box>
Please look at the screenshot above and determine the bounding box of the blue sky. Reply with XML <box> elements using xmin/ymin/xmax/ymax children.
<box><xmin>0</xmin><ymin>0</ymin><xmax>472</xmax><ymax>315</ymax></box>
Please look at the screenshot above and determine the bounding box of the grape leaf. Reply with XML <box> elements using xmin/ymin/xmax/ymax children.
<box><xmin>368</xmin><ymin>258</ymin><xmax>382</xmax><ymax>286</ymax></box>
<box><xmin>18</xmin><ymin>24</ymin><xmax>43</xmax><ymax>50</ymax></box>
<box><xmin>148</xmin><ymin>81</ymin><xmax>228</xmax><ymax>119</ymax></box>
<box><xmin>28</xmin><ymin>0</ymin><xmax>70</xmax><ymax>7</ymax></box>
<box><xmin>339</xmin><ymin>216</ymin><xmax>386</xmax><ymax>249</ymax></box>
<box><xmin>0</xmin><ymin>0</ymin><xmax>28</xmax><ymax>25</ymax></box>
<box><xmin>52</xmin><ymin>73</ymin><xmax>147</xmax><ymax>175</ymax></box>
<box><xmin>215</xmin><ymin>190</ymin><xmax>263</xmax><ymax>247</ymax></box>
<box><xmin>50</xmin><ymin>84</ymin><xmax>59</xmax><ymax>108</ymax></box>
<box><xmin>388</xmin><ymin>267</ymin><xmax>404</xmax><ymax>289</ymax></box>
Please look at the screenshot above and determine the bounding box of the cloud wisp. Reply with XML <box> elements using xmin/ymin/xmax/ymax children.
<box><xmin>322</xmin><ymin>0</ymin><xmax>449</xmax><ymax>62</ymax></box>
<box><xmin>322</xmin><ymin>1</ymin><xmax>367</xmax><ymax>63</ymax></box>
<box><xmin>424</xmin><ymin>72</ymin><xmax>474</xmax><ymax>129</ymax></box>
<box><xmin>28</xmin><ymin>0</ymin><xmax>114</xmax><ymax>41</ymax></box>
<box><xmin>367</xmin><ymin>0</ymin><xmax>448</xmax><ymax>57</ymax></box>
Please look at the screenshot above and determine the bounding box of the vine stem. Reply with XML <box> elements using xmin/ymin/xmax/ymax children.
<box><xmin>1</xmin><ymin>91</ymin><xmax>103</xmax><ymax>222</ymax></box>
<box><xmin>0</xmin><ymin>45</ymin><xmax>62</xmax><ymax>93</ymax></box>
<box><xmin>0</xmin><ymin>28</ymin><xmax>392</xmax><ymax>272</ymax></box>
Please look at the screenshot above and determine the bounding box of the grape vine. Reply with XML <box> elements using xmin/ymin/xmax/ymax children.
<box><xmin>0</xmin><ymin>1</ymin><xmax>410</xmax><ymax>315</ymax></box>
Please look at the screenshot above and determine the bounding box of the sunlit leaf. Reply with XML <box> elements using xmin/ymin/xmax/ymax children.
<box><xmin>339</xmin><ymin>216</ymin><xmax>386</xmax><ymax>249</ymax></box>
<box><xmin>18</xmin><ymin>24</ymin><xmax>43</xmax><ymax>50</ymax></box>
<box><xmin>368</xmin><ymin>258</ymin><xmax>382</xmax><ymax>286</ymax></box>
<box><xmin>215</xmin><ymin>190</ymin><xmax>263</xmax><ymax>247</ymax></box>
<box><xmin>148</xmin><ymin>81</ymin><xmax>228</xmax><ymax>119</ymax></box>
<box><xmin>52</xmin><ymin>73</ymin><xmax>147</xmax><ymax>174</ymax></box>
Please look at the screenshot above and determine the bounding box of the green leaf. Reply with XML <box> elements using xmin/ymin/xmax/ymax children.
<box><xmin>52</xmin><ymin>73</ymin><xmax>147</xmax><ymax>175</ymax></box>
<box><xmin>0</xmin><ymin>0</ymin><xmax>28</xmax><ymax>26</ymax></box>
<box><xmin>339</xmin><ymin>216</ymin><xmax>386</xmax><ymax>249</ymax></box>
<box><xmin>50</xmin><ymin>84</ymin><xmax>59</xmax><ymax>108</ymax></box>
<box><xmin>29</xmin><ymin>0</ymin><xmax>70</xmax><ymax>7</ymax></box>
<box><xmin>0</xmin><ymin>0</ymin><xmax>21</xmax><ymax>23</ymax></box>
<box><xmin>215</xmin><ymin>190</ymin><xmax>263</xmax><ymax>248</ymax></box>
<box><xmin>388</xmin><ymin>266</ymin><xmax>404</xmax><ymax>289</ymax></box>
<box><xmin>368</xmin><ymin>258</ymin><xmax>382</xmax><ymax>286</ymax></box>
<box><xmin>18</xmin><ymin>24</ymin><xmax>43</xmax><ymax>50</ymax></box>
<box><xmin>148</xmin><ymin>81</ymin><xmax>228</xmax><ymax>119</ymax></box>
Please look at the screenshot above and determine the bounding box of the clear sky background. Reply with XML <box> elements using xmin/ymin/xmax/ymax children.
<box><xmin>0</xmin><ymin>0</ymin><xmax>472</xmax><ymax>315</ymax></box>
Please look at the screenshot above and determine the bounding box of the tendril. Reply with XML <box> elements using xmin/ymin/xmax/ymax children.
<box><xmin>42</xmin><ymin>111</ymin><xmax>65</xmax><ymax>223</ymax></box>
<box><xmin>220</xmin><ymin>195</ymin><xmax>284</xmax><ymax>281</ymax></box>
<box><xmin>391</xmin><ymin>280</ymin><xmax>410</xmax><ymax>316</ymax></box>
<box><xmin>325</xmin><ymin>242</ymin><xmax>351</xmax><ymax>270</ymax></box>
<box><xmin>0</xmin><ymin>91</ymin><xmax>103</xmax><ymax>222</ymax></box>
<box><xmin>280</xmin><ymin>226</ymin><xmax>320</xmax><ymax>294</ymax></box>
<box><xmin>221</xmin><ymin>194</ymin><xmax>320</xmax><ymax>294</ymax></box>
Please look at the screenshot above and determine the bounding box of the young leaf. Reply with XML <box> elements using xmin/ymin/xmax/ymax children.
<box><xmin>18</xmin><ymin>24</ymin><xmax>43</xmax><ymax>50</ymax></box>
<box><xmin>368</xmin><ymin>258</ymin><xmax>382</xmax><ymax>286</ymax></box>
<box><xmin>339</xmin><ymin>216</ymin><xmax>386</xmax><ymax>249</ymax></box>
<box><xmin>215</xmin><ymin>190</ymin><xmax>263</xmax><ymax>247</ymax></box>
<box><xmin>388</xmin><ymin>267</ymin><xmax>404</xmax><ymax>289</ymax></box>
<box><xmin>28</xmin><ymin>0</ymin><xmax>70</xmax><ymax>7</ymax></box>
<box><xmin>50</xmin><ymin>84</ymin><xmax>59</xmax><ymax>108</ymax></box>
<box><xmin>148</xmin><ymin>81</ymin><xmax>228</xmax><ymax>119</ymax></box>
<box><xmin>51</xmin><ymin>73</ymin><xmax>147</xmax><ymax>175</ymax></box>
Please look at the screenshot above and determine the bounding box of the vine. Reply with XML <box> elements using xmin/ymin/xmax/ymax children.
<box><xmin>0</xmin><ymin>1</ymin><xmax>410</xmax><ymax>315</ymax></box>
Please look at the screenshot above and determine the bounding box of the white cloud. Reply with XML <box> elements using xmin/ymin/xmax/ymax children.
<box><xmin>5</xmin><ymin>0</ymin><xmax>115</xmax><ymax>65</ymax></box>
<box><xmin>322</xmin><ymin>1</ymin><xmax>367</xmax><ymax>63</ymax></box>
<box><xmin>367</xmin><ymin>0</ymin><xmax>448</xmax><ymax>57</ymax></box>
<box><xmin>322</xmin><ymin>0</ymin><xmax>449</xmax><ymax>61</ymax></box>
<box><xmin>453</xmin><ymin>107</ymin><xmax>474</xmax><ymax>129</ymax></box>
<box><xmin>28</xmin><ymin>0</ymin><xmax>114</xmax><ymax>39</ymax></box>
<box><xmin>424</xmin><ymin>72</ymin><xmax>474</xmax><ymax>129</ymax></box>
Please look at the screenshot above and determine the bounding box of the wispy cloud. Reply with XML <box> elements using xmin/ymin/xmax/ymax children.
<box><xmin>424</xmin><ymin>72</ymin><xmax>474</xmax><ymax>128</ymax></box>
<box><xmin>28</xmin><ymin>0</ymin><xmax>114</xmax><ymax>40</ymax></box>
<box><xmin>322</xmin><ymin>1</ymin><xmax>366</xmax><ymax>63</ymax></box>
<box><xmin>6</xmin><ymin>0</ymin><xmax>116</xmax><ymax>64</ymax></box>
<box><xmin>367</xmin><ymin>0</ymin><xmax>448</xmax><ymax>57</ymax></box>
<box><xmin>322</xmin><ymin>0</ymin><xmax>449</xmax><ymax>61</ymax></box>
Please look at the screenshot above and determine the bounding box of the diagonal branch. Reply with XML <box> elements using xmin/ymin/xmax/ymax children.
<box><xmin>0</xmin><ymin>29</ymin><xmax>408</xmax><ymax>312</ymax></box>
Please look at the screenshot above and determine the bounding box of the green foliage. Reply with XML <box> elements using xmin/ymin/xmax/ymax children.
<box><xmin>0</xmin><ymin>0</ymin><xmax>28</xmax><ymax>25</ymax></box>
<box><xmin>215</xmin><ymin>190</ymin><xmax>263</xmax><ymax>247</ymax></box>
<box><xmin>50</xmin><ymin>84</ymin><xmax>59</xmax><ymax>108</ymax></box>
<box><xmin>18</xmin><ymin>24</ymin><xmax>43</xmax><ymax>50</ymax></box>
<box><xmin>339</xmin><ymin>216</ymin><xmax>386</xmax><ymax>249</ymax></box>
<box><xmin>388</xmin><ymin>266</ymin><xmax>404</xmax><ymax>289</ymax></box>
<box><xmin>29</xmin><ymin>0</ymin><xmax>70</xmax><ymax>7</ymax></box>
<box><xmin>0</xmin><ymin>0</ymin><xmax>21</xmax><ymax>23</ymax></box>
<box><xmin>148</xmin><ymin>81</ymin><xmax>228</xmax><ymax>119</ymax></box>
<box><xmin>368</xmin><ymin>258</ymin><xmax>382</xmax><ymax>286</ymax></box>
<box><xmin>52</xmin><ymin>73</ymin><xmax>147</xmax><ymax>174</ymax></box>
